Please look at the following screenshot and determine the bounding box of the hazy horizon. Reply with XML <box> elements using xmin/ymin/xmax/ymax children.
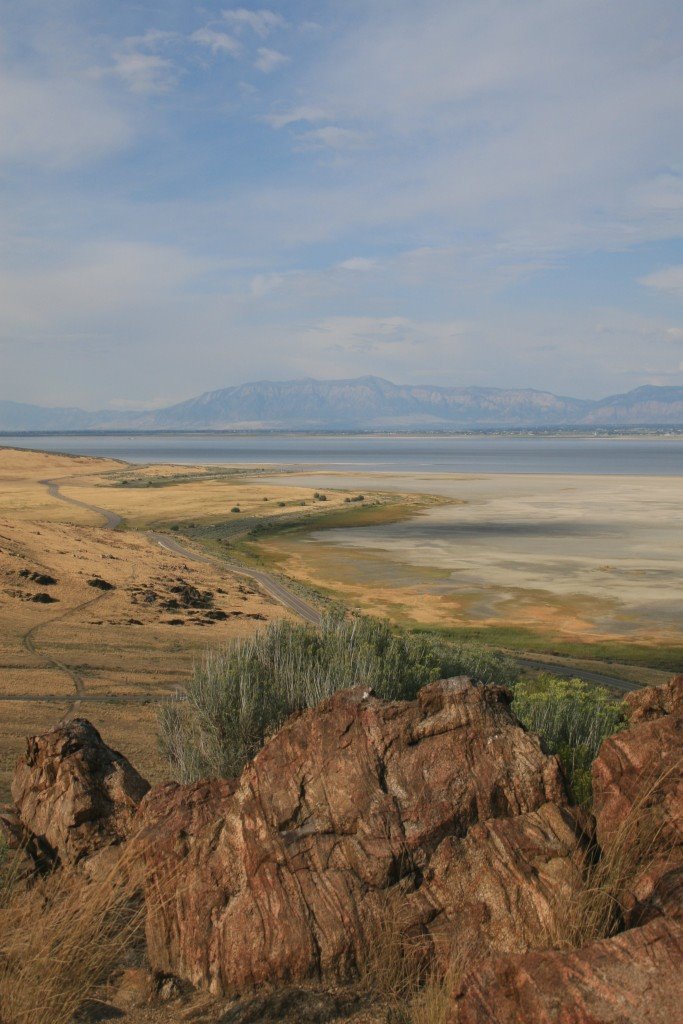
<box><xmin>1</xmin><ymin>1</ymin><xmax>683</xmax><ymax>409</ymax></box>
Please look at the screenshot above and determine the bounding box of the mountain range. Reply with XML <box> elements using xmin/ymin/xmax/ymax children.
<box><xmin>1</xmin><ymin>377</ymin><xmax>683</xmax><ymax>431</ymax></box>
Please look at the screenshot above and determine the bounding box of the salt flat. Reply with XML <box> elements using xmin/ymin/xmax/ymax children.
<box><xmin>258</xmin><ymin>471</ymin><xmax>683</xmax><ymax>643</ymax></box>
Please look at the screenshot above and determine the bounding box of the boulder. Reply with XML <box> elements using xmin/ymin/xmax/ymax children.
<box><xmin>448</xmin><ymin>915</ymin><xmax>683</xmax><ymax>1024</ymax></box>
<box><xmin>11</xmin><ymin>717</ymin><xmax>150</xmax><ymax>868</ymax></box>
<box><xmin>136</xmin><ymin>680</ymin><xmax>581</xmax><ymax>996</ymax></box>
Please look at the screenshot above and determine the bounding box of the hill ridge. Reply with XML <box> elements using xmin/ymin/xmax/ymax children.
<box><xmin>1</xmin><ymin>376</ymin><xmax>682</xmax><ymax>430</ymax></box>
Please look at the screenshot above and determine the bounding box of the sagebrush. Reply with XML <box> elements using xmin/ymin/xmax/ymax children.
<box><xmin>159</xmin><ymin>611</ymin><xmax>519</xmax><ymax>781</ymax></box>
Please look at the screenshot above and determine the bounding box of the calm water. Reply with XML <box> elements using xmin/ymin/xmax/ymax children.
<box><xmin>1</xmin><ymin>433</ymin><xmax>682</xmax><ymax>475</ymax></box>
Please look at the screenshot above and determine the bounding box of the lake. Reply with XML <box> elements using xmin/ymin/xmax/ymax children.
<box><xmin>1</xmin><ymin>433</ymin><xmax>681</xmax><ymax>475</ymax></box>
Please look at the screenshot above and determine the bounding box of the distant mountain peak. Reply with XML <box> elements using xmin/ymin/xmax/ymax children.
<box><xmin>1</xmin><ymin>377</ymin><xmax>682</xmax><ymax>431</ymax></box>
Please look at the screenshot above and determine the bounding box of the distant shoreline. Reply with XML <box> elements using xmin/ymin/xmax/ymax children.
<box><xmin>1</xmin><ymin>427</ymin><xmax>682</xmax><ymax>440</ymax></box>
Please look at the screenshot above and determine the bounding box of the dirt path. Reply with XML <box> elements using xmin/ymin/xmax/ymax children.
<box><xmin>14</xmin><ymin>480</ymin><xmax>137</xmax><ymax>718</ymax></box>
<box><xmin>18</xmin><ymin>478</ymin><xmax>320</xmax><ymax>713</ymax></box>
<box><xmin>20</xmin><ymin>592</ymin><xmax>112</xmax><ymax>716</ymax></box>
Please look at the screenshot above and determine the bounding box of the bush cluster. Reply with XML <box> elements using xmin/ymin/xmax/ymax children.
<box><xmin>158</xmin><ymin>611</ymin><xmax>519</xmax><ymax>782</ymax></box>
<box><xmin>511</xmin><ymin>674</ymin><xmax>626</xmax><ymax>804</ymax></box>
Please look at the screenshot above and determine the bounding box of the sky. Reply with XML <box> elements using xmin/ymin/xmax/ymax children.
<box><xmin>1</xmin><ymin>0</ymin><xmax>683</xmax><ymax>409</ymax></box>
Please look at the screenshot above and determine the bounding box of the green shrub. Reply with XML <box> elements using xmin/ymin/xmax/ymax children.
<box><xmin>159</xmin><ymin>611</ymin><xmax>518</xmax><ymax>782</ymax></box>
<box><xmin>231</xmin><ymin>506</ymin><xmax>241</xmax><ymax>513</ymax></box>
<box><xmin>511</xmin><ymin>674</ymin><xmax>626</xmax><ymax>805</ymax></box>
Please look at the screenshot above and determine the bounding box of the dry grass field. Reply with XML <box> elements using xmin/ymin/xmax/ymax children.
<box><xmin>0</xmin><ymin>448</ymin><xmax>397</xmax><ymax>798</ymax></box>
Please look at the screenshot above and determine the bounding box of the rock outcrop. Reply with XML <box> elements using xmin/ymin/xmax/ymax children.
<box><xmin>448</xmin><ymin>915</ymin><xmax>683</xmax><ymax>1024</ymax></box>
<box><xmin>9</xmin><ymin>676</ymin><xmax>681</xmax><ymax>1021</ymax></box>
<box><xmin>449</xmin><ymin>678</ymin><xmax>683</xmax><ymax>1023</ymax></box>
<box><xmin>12</xmin><ymin>717</ymin><xmax>150</xmax><ymax>868</ymax></box>
<box><xmin>135</xmin><ymin>679</ymin><xmax>581</xmax><ymax>996</ymax></box>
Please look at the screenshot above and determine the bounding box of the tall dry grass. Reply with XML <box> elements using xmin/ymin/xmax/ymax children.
<box><xmin>546</xmin><ymin>761</ymin><xmax>680</xmax><ymax>949</ymax></box>
<box><xmin>409</xmin><ymin>949</ymin><xmax>473</xmax><ymax>1024</ymax></box>
<box><xmin>359</xmin><ymin>895</ymin><xmax>474</xmax><ymax>1024</ymax></box>
<box><xmin>0</xmin><ymin>849</ymin><xmax>145</xmax><ymax>1024</ymax></box>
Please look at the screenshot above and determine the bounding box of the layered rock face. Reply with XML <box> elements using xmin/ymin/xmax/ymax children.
<box><xmin>11</xmin><ymin>717</ymin><xmax>150</xmax><ymax>868</ymax></box>
<box><xmin>134</xmin><ymin>679</ymin><xmax>582</xmax><ymax>995</ymax></box>
<box><xmin>9</xmin><ymin>676</ymin><xmax>681</xmax><ymax>1021</ymax></box>
<box><xmin>449</xmin><ymin>679</ymin><xmax>683</xmax><ymax>1023</ymax></box>
<box><xmin>449</xmin><ymin>915</ymin><xmax>683</xmax><ymax>1024</ymax></box>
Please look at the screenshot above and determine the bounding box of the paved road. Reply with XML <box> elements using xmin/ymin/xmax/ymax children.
<box><xmin>151</xmin><ymin>533</ymin><xmax>322</xmax><ymax>626</ymax></box>
<box><xmin>40</xmin><ymin>478</ymin><xmax>643</xmax><ymax>697</ymax></box>
<box><xmin>515</xmin><ymin>657</ymin><xmax>640</xmax><ymax>694</ymax></box>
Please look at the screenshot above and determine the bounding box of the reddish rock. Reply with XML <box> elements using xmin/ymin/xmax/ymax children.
<box><xmin>11</xmin><ymin>717</ymin><xmax>150</xmax><ymax>868</ymax></box>
<box><xmin>136</xmin><ymin>680</ymin><xmax>579</xmax><ymax>996</ymax></box>
<box><xmin>592</xmin><ymin>678</ymin><xmax>683</xmax><ymax>922</ymax></box>
<box><xmin>447</xmin><ymin>678</ymin><xmax>683</xmax><ymax>1024</ymax></box>
<box><xmin>410</xmin><ymin>802</ymin><xmax>585</xmax><ymax>969</ymax></box>
<box><xmin>625</xmin><ymin>675</ymin><xmax>683</xmax><ymax>724</ymax></box>
<box><xmin>448</xmin><ymin>915</ymin><xmax>683</xmax><ymax>1024</ymax></box>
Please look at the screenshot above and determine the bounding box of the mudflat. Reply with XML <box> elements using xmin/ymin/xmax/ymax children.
<box><xmin>255</xmin><ymin>470</ymin><xmax>683</xmax><ymax>644</ymax></box>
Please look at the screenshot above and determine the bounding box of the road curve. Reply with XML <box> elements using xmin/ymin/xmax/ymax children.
<box><xmin>151</xmin><ymin>533</ymin><xmax>322</xmax><ymax>626</ymax></box>
<box><xmin>43</xmin><ymin>478</ymin><xmax>644</xmax><ymax>694</ymax></box>
<box><xmin>41</xmin><ymin>478</ymin><xmax>122</xmax><ymax>529</ymax></box>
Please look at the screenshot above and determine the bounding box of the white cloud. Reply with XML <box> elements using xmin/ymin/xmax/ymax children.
<box><xmin>297</xmin><ymin>126</ymin><xmax>367</xmax><ymax>150</ymax></box>
<box><xmin>0</xmin><ymin>242</ymin><xmax>211</xmax><ymax>330</ymax></box>
<box><xmin>307</xmin><ymin>316</ymin><xmax>466</xmax><ymax>355</ymax></box>
<box><xmin>123</xmin><ymin>30</ymin><xmax>179</xmax><ymax>50</ymax></box>
<box><xmin>0</xmin><ymin>72</ymin><xmax>131</xmax><ymax>166</ymax></box>
<box><xmin>264</xmin><ymin>105</ymin><xmax>328</xmax><ymax>128</ymax></box>
<box><xmin>337</xmin><ymin>257</ymin><xmax>378</xmax><ymax>272</ymax></box>
<box><xmin>110</xmin><ymin>51</ymin><xmax>176</xmax><ymax>94</ymax></box>
<box><xmin>222</xmin><ymin>8</ymin><xmax>286</xmax><ymax>37</ymax></box>
<box><xmin>254</xmin><ymin>47</ymin><xmax>289</xmax><ymax>73</ymax></box>
<box><xmin>250</xmin><ymin>272</ymin><xmax>287</xmax><ymax>296</ymax></box>
<box><xmin>190</xmin><ymin>28</ymin><xmax>242</xmax><ymax>57</ymax></box>
<box><xmin>640</xmin><ymin>265</ymin><xmax>683</xmax><ymax>298</ymax></box>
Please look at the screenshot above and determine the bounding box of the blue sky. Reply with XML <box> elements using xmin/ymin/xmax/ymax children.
<box><xmin>1</xmin><ymin>0</ymin><xmax>683</xmax><ymax>408</ymax></box>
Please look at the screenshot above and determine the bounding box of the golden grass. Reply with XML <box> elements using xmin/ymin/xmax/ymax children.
<box><xmin>546</xmin><ymin>762</ymin><xmax>680</xmax><ymax>950</ymax></box>
<box><xmin>409</xmin><ymin>950</ymin><xmax>473</xmax><ymax>1024</ymax></box>
<box><xmin>358</xmin><ymin>890</ymin><xmax>474</xmax><ymax>1024</ymax></box>
<box><xmin>0</xmin><ymin>851</ymin><xmax>145</xmax><ymax>1024</ymax></box>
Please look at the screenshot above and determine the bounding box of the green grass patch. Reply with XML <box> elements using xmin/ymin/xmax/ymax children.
<box><xmin>248</xmin><ymin>494</ymin><xmax>444</xmax><ymax>538</ymax></box>
<box><xmin>417</xmin><ymin>624</ymin><xmax>683</xmax><ymax>673</ymax></box>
